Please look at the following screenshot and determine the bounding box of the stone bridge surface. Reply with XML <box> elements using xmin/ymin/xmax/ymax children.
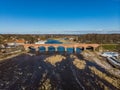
<box><xmin>23</xmin><ymin>44</ymin><xmax>100</xmax><ymax>51</ymax></box>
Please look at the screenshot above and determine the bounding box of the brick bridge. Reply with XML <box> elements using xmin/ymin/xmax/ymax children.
<box><xmin>23</xmin><ymin>44</ymin><xmax>100</xmax><ymax>52</ymax></box>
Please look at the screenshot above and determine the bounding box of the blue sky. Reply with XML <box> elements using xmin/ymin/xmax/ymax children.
<box><xmin>0</xmin><ymin>0</ymin><xmax>120</xmax><ymax>34</ymax></box>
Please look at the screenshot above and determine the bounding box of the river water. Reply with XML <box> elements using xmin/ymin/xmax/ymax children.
<box><xmin>45</xmin><ymin>39</ymin><xmax>63</xmax><ymax>44</ymax></box>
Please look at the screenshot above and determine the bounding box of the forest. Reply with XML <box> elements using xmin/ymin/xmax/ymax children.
<box><xmin>78</xmin><ymin>34</ymin><xmax>120</xmax><ymax>44</ymax></box>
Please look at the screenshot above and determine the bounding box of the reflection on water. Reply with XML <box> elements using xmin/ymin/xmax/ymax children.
<box><xmin>45</xmin><ymin>39</ymin><xmax>62</xmax><ymax>44</ymax></box>
<box><xmin>30</xmin><ymin>47</ymin><xmax>83</xmax><ymax>54</ymax></box>
<box><xmin>67</xmin><ymin>48</ymin><xmax>74</xmax><ymax>54</ymax></box>
<box><xmin>76</xmin><ymin>48</ymin><xmax>83</xmax><ymax>54</ymax></box>
<box><xmin>57</xmin><ymin>46</ymin><xmax>65</xmax><ymax>54</ymax></box>
<box><xmin>39</xmin><ymin>46</ymin><xmax>46</xmax><ymax>53</ymax></box>
<box><xmin>48</xmin><ymin>46</ymin><xmax>55</xmax><ymax>54</ymax></box>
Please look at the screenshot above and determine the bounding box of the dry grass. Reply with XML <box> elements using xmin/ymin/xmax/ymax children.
<box><xmin>89</xmin><ymin>66</ymin><xmax>120</xmax><ymax>89</ymax></box>
<box><xmin>82</xmin><ymin>51</ymin><xmax>120</xmax><ymax>78</ymax></box>
<box><xmin>73</xmin><ymin>59</ymin><xmax>86</xmax><ymax>69</ymax></box>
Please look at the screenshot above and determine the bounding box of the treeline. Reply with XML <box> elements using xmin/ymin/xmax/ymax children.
<box><xmin>78</xmin><ymin>34</ymin><xmax>120</xmax><ymax>44</ymax></box>
<box><xmin>0</xmin><ymin>34</ymin><xmax>51</xmax><ymax>44</ymax></box>
<box><xmin>0</xmin><ymin>34</ymin><xmax>120</xmax><ymax>44</ymax></box>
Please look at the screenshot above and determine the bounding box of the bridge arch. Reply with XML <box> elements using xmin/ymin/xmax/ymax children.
<box><xmin>28</xmin><ymin>46</ymin><xmax>36</xmax><ymax>50</ymax></box>
<box><xmin>76</xmin><ymin>47</ymin><xmax>84</xmax><ymax>53</ymax></box>
<box><xmin>28</xmin><ymin>46</ymin><xmax>36</xmax><ymax>53</ymax></box>
<box><xmin>38</xmin><ymin>46</ymin><xmax>46</xmax><ymax>52</ymax></box>
<box><xmin>66</xmin><ymin>47</ymin><xmax>74</xmax><ymax>54</ymax></box>
<box><xmin>57</xmin><ymin>46</ymin><xmax>65</xmax><ymax>53</ymax></box>
<box><xmin>86</xmin><ymin>46</ymin><xmax>94</xmax><ymax>51</ymax></box>
<box><xmin>48</xmin><ymin>46</ymin><xmax>56</xmax><ymax>53</ymax></box>
<box><xmin>76</xmin><ymin>47</ymin><xmax>84</xmax><ymax>50</ymax></box>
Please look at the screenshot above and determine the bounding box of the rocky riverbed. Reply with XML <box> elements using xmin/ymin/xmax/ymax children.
<box><xmin>0</xmin><ymin>52</ymin><xmax>120</xmax><ymax>90</ymax></box>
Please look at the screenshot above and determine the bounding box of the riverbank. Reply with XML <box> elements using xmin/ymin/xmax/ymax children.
<box><xmin>0</xmin><ymin>51</ymin><xmax>26</xmax><ymax>62</ymax></box>
<box><xmin>81</xmin><ymin>51</ymin><xmax>120</xmax><ymax>78</ymax></box>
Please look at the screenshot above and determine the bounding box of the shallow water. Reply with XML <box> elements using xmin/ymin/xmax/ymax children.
<box><xmin>45</xmin><ymin>39</ymin><xmax>62</xmax><ymax>44</ymax></box>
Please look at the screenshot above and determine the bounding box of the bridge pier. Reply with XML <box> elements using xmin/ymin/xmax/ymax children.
<box><xmin>55</xmin><ymin>47</ymin><xmax>58</xmax><ymax>54</ymax></box>
<box><xmin>35</xmin><ymin>48</ymin><xmax>39</xmax><ymax>55</ymax></box>
<box><xmin>84</xmin><ymin>47</ymin><xmax>86</xmax><ymax>51</ymax></box>
<box><xmin>64</xmin><ymin>47</ymin><xmax>67</xmax><ymax>55</ymax></box>
<box><xmin>46</xmin><ymin>47</ymin><xmax>48</xmax><ymax>54</ymax></box>
<box><xmin>74</xmin><ymin>47</ymin><xmax>77</xmax><ymax>54</ymax></box>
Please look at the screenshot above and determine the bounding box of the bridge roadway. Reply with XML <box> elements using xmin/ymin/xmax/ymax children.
<box><xmin>23</xmin><ymin>44</ymin><xmax>100</xmax><ymax>52</ymax></box>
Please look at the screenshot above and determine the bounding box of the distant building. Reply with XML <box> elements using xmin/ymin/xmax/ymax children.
<box><xmin>7</xmin><ymin>39</ymin><xmax>25</xmax><ymax>46</ymax></box>
<box><xmin>15</xmin><ymin>39</ymin><xmax>25</xmax><ymax>45</ymax></box>
<box><xmin>35</xmin><ymin>40</ymin><xmax>46</xmax><ymax>44</ymax></box>
<box><xmin>69</xmin><ymin>38</ymin><xmax>75</xmax><ymax>41</ymax></box>
<box><xmin>7</xmin><ymin>40</ymin><xmax>16</xmax><ymax>46</ymax></box>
